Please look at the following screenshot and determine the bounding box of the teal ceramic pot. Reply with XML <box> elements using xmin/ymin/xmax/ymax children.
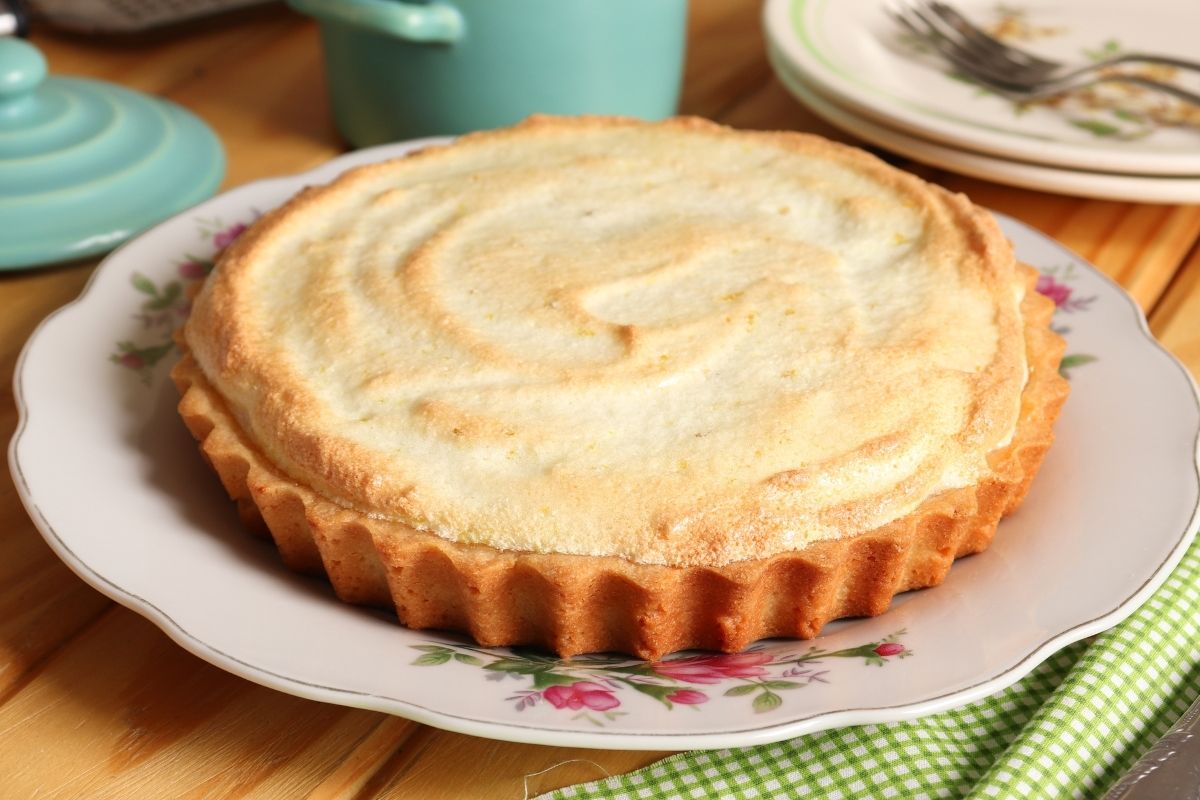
<box><xmin>288</xmin><ymin>0</ymin><xmax>687</xmax><ymax>146</ymax></box>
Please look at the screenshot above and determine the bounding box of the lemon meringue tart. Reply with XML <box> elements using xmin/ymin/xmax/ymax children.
<box><xmin>173</xmin><ymin>116</ymin><xmax>1067</xmax><ymax>659</ymax></box>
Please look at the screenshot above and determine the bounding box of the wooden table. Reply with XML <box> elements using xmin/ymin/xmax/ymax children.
<box><xmin>3</xmin><ymin>2</ymin><xmax>1199</xmax><ymax>797</ymax></box>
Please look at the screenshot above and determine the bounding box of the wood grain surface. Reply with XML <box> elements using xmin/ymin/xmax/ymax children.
<box><xmin>2</xmin><ymin>2</ymin><xmax>1198</xmax><ymax>797</ymax></box>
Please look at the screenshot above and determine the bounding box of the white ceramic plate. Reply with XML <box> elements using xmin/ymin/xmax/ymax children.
<box><xmin>769</xmin><ymin>49</ymin><xmax>1200</xmax><ymax>204</ymax></box>
<box><xmin>10</xmin><ymin>141</ymin><xmax>1200</xmax><ymax>750</ymax></box>
<box><xmin>765</xmin><ymin>0</ymin><xmax>1200</xmax><ymax>177</ymax></box>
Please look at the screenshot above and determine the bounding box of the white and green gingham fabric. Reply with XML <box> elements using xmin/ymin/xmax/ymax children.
<box><xmin>541</xmin><ymin>536</ymin><xmax>1200</xmax><ymax>800</ymax></box>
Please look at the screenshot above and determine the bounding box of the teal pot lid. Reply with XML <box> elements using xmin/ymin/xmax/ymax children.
<box><xmin>0</xmin><ymin>38</ymin><xmax>225</xmax><ymax>270</ymax></box>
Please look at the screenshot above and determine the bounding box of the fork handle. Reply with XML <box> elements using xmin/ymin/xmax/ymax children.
<box><xmin>1010</xmin><ymin>72</ymin><xmax>1200</xmax><ymax>107</ymax></box>
<box><xmin>1112</xmin><ymin>53</ymin><xmax>1200</xmax><ymax>76</ymax></box>
<box><xmin>984</xmin><ymin>74</ymin><xmax>1200</xmax><ymax>108</ymax></box>
<box><xmin>1102</xmin><ymin>693</ymin><xmax>1200</xmax><ymax>799</ymax></box>
<box><xmin>1098</xmin><ymin>74</ymin><xmax>1200</xmax><ymax>108</ymax></box>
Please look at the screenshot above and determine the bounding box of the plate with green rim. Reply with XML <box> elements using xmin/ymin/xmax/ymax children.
<box><xmin>764</xmin><ymin>0</ymin><xmax>1200</xmax><ymax>177</ymax></box>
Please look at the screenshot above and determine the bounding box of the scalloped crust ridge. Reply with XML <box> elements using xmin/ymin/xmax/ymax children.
<box><xmin>171</xmin><ymin>268</ymin><xmax>1066</xmax><ymax>660</ymax></box>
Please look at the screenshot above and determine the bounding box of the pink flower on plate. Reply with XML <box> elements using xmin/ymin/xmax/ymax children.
<box><xmin>667</xmin><ymin>689</ymin><xmax>709</xmax><ymax>705</ymax></box>
<box><xmin>178</xmin><ymin>260</ymin><xmax>208</xmax><ymax>280</ymax></box>
<box><xmin>873</xmin><ymin>642</ymin><xmax>905</xmax><ymax>657</ymax></box>
<box><xmin>213</xmin><ymin>222</ymin><xmax>248</xmax><ymax>251</ymax></box>
<box><xmin>118</xmin><ymin>352</ymin><xmax>144</xmax><ymax>370</ymax></box>
<box><xmin>1036</xmin><ymin>275</ymin><xmax>1072</xmax><ymax>308</ymax></box>
<box><xmin>542</xmin><ymin>682</ymin><xmax>620</xmax><ymax>712</ymax></box>
<box><xmin>652</xmin><ymin>652</ymin><xmax>773</xmax><ymax>684</ymax></box>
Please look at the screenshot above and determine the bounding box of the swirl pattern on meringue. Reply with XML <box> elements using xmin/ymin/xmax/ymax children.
<box><xmin>185</xmin><ymin>117</ymin><xmax>1026</xmax><ymax>567</ymax></box>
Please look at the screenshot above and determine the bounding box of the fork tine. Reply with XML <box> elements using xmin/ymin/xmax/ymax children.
<box><xmin>924</xmin><ymin>1</ymin><xmax>1055</xmax><ymax>74</ymax></box>
<box><xmin>892</xmin><ymin>0</ymin><xmax>1200</xmax><ymax>106</ymax></box>
<box><xmin>893</xmin><ymin>3</ymin><xmax>1037</xmax><ymax>89</ymax></box>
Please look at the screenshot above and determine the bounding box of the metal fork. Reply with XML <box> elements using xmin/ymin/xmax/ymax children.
<box><xmin>892</xmin><ymin>1</ymin><xmax>1200</xmax><ymax>105</ymax></box>
<box><xmin>1101</xmin><ymin>691</ymin><xmax>1200</xmax><ymax>799</ymax></box>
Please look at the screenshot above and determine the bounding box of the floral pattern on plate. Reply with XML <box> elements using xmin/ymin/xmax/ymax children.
<box><xmin>1035</xmin><ymin>264</ymin><xmax>1099</xmax><ymax>378</ymax></box>
<box><xmin>110</xmin><ymin>217</ymin><xmax>251</xmax><ymax>384</ymax></box>
<box><xmin>411</xmin><ymin>633</ymin><xmax>911</xmax><ymax>726</ymax></box>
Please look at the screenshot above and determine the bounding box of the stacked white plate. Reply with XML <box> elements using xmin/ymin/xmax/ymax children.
<box><xmin>763</xmin><ymin>0</ymin><xmax>1200</xmax><ymax>203</ymax></box>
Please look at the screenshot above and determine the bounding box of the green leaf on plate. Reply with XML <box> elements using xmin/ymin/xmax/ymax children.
<box><xmin>630</xmin><ymin>682</ymin><xmax>676</xmax><ymax>704</ymax></box>
<box><xmin>146</xmin><ymin>281</ymin><xmax>183</xmax><ymax>310</ymax></box>
<box><xmin>1070</xmin><ymin>119</ymin><xmax>1121</xmax><ymax>137</ymax></box>
<box><xmin>412</xmin><ymin>652</ymin><xmax>452</xmax><ymax>666</ymax></box>
<box><xmin>138</xmin><ymin>340</ymin><xmax>176</xmax><ymax>367</ymax></box>
<box><xmin>1083</xmin><ymin>39</ymin><xmax>1121</xmax><ymax>61</ymax></box>
<box><xmin>753</xmin><ymin>691</ymin><xmax>782</xmax><ymax>713</ymax></box>
<box><xmin>1060</xmin><ymin>354</ymin><xmax>1098</xmax><ymax>377</ymax></box>
<box><xmin>530</xmin><ymin>671</ymin><xmax>576</xmax><ymax>689</ymax></box>
<box><xmin>131</xmin><ymin>273</ymin><xmax>157</xmax><ymax>296</ymax></box>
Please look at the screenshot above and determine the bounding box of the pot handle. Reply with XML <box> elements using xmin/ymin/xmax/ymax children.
<box><xmin>288</xmin><ymin>0</ymin><xmax>463</xmax><ymax>44</ymax></box>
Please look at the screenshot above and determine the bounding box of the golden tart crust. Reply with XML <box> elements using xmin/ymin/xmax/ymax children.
<box><xmin>174</xmin><ymin>116</ymin><xmax>1067</xmax><ymax>659</ymax></box>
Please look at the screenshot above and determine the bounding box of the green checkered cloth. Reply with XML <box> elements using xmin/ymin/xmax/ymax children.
<box><xmin>541</xmin><ymin>536</ymin><xmax>1200</xmax><ymax>800</ymax></box>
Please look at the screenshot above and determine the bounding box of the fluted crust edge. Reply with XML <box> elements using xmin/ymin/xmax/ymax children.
<box><xmin>171</xmin><ymin>268</ymin><xmax>1067</xmax><ymax>659</ymax></box>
